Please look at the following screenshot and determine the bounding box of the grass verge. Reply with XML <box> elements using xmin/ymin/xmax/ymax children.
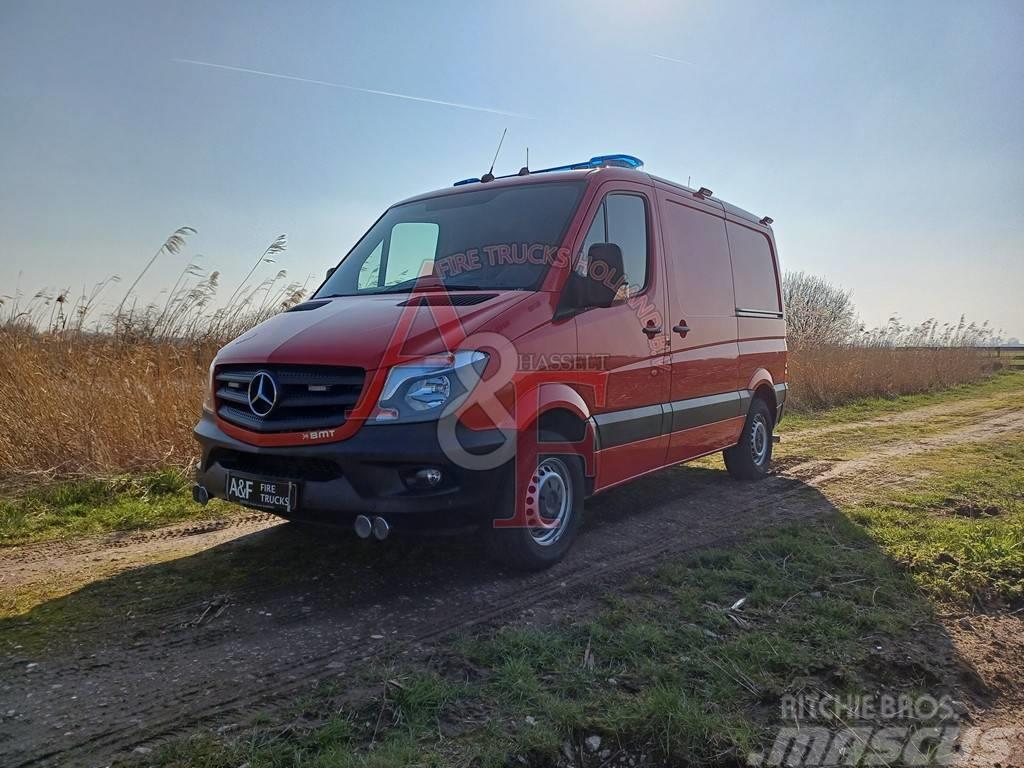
<box><xmin>840</xmin><ymin>438</ymin><xmax>1024</xmax><ymax>608</ymax></box>
<box><xmin>0</xmin><ymin>469</ymin><xmax>229</xmax><ymax>547</ymax></box>
<box><xmin>780</xmin><ymin>369</ymin><xmax>1023</xmax><ymax>430</ymax></box>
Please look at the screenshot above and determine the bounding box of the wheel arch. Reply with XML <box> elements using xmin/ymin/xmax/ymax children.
<box><xmin>745</xmin><ymin>368</ymin><xmax>778</xmax><ymax>426</ymax></box>
<box><xmin>515</xmin><ymin>384</ymin><xmax>597</xmax><ymax>492</ymax></box>
<box><xmin>515</xmin><ymin>383</ymin><xmax>591</xmax><ymax>433</ymax></box>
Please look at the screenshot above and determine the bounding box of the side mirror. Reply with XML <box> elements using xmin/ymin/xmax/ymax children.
<box><xmin>578</xmin><ymin>243</ymin><xmax>624</xmax><ymax>309</ymax></box>
<box><xmin>325</xmin><ymin>266</ymin><xmax>336</xmax><ymax>281</ymax></box>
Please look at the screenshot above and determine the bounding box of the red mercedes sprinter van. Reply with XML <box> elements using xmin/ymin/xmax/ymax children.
<box><xmin>193</xmin><ymin>154</ymin><xmax>787</xmax><ymax>569</ymax></box>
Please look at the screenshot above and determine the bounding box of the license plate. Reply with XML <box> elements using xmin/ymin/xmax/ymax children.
<box><xmin>225</xmin><ymin>472</ymin><xmax>297</xmax><ymax>513</ymax></box>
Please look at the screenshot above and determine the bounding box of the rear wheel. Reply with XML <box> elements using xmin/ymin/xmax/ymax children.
<box><xmin>724</xmin><ymin>398</ymin><xmax>774</xmax><ymax>480</ymax></box>
<box><xmin>485</xmin><ymin>452</ymin><xmax>584</xmax><ymax>570</ymax></box>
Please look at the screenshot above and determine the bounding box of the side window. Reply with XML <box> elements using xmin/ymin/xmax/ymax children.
<box><xmin>727</xmin><ymin>222</ymin><xmax>781</xmax><ymax>312</ymax></box>
<box><xmin>358</xmin><ymin>240</ymin><xmax>383</xmax><ymax>289</ymax></box>
<box><xmin>605</xmin><ymin>194</ymin><xmax>648</xmax><ymax>292</ymax></box>
<box><xmin>576</xmin><ymin>203</ymin><xmax>606</xmax><ymax>276</ymax></box>
<box><xmin>383</xmin><ymin>222</ymin><xmax>439</xmax><ymax>286</ymax></box>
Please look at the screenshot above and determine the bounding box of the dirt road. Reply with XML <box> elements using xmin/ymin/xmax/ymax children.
<box><xmin>2</xmin><ymin>399</ymin><xmax>1022</xmax><ymax>767</ymax></box>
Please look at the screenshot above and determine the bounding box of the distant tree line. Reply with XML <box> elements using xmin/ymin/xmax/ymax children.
<box><xmin>781</xmin><ymin>271</ymin><xmax>1010</xmax><ymax>349</ymax></box>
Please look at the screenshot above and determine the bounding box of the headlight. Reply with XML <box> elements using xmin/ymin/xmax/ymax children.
<box><xmin>406</xmin><ymin>375</ymin><xmax>451</xmax><ymax>411</ymax></box>
<box><xmin>202</xmin><ymin>360</ymin><xmax>216</xmax><ymax>413</ymax></box>
<box><xmin>370</xmin><ymin>350</ymin><xmax>488</xmax><ymax>424</ymax></box>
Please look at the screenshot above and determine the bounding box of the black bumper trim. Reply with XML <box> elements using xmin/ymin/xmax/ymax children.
<box><xmin>774</xmin><ymin>382</ymin><xmax>789</xmax><ymax>423</ymax></box>
<box><xmin>193</xmin><ymin>413</ymin><xmax>509</xmax><ymax>531</ymax></box>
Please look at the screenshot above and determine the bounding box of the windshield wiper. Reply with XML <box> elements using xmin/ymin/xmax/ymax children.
<box><xmin>320</xmin><ymin>280</ymin><xmax>513</xmax><ymax>298</ymax></box>
<box><xmin>366</xmin><ymin>280</ymin><xmax>492</xmax><ymax>294</ymax></box>
<box><xmin>435</xmin><ymin>283</ymin><xmax>489</xmax><ymax>291</ymax></box>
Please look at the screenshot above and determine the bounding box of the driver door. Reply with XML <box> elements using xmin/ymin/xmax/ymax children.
<box><xmin>573</xmin><ymin>181</ymin><xmax>671</xmax><ymax>490</ymax></box>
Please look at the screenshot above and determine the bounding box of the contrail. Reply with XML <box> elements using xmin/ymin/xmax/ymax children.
<box><xmin>173</xmin><ymin>58</ymin><xmax>532</xmax><ymax>119</ymax></box>
<box><xmin>650</xmin><ymin>52</ymin><xmax>697</xmax><ymax>67</ymax></box>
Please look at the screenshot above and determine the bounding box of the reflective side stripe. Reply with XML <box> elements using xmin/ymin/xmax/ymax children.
<box><xmin>591</xmin><ymin>390</ymin><xmax>751</xmax><ymax>449</ymax></box>
<box><xmin>668</xmin><ymin>391</ymin><xmax>745</xmax><ymax>432</ymax></box>
<box><xmin>591</xmin><ymin>404</ymin><xmax>664</xmax><ymax>449</ymax></box>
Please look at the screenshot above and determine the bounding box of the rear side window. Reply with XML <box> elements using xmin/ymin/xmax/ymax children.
<box><xmin>727</xmin><ymin>222</ymin><xmax>781</xmax><ymax>313</ymax></box>
<box><xmin>661</xmin><ymin>201</ymin><xmax>733</xmax><ymax>316</ymax></box>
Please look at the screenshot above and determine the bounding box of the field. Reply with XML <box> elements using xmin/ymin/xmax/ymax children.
<box><xmin>1</xmin><ymin>372</ymin><xmax>1022</xmax><ymax>766</ymax></box>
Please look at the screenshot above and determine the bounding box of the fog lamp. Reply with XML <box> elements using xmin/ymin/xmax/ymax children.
<box><xmin>403</xmin><ymin>467</ymin><xmax>444</xmax><ymax>490</ymax></box>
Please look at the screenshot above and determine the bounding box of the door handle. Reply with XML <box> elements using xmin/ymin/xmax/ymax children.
<box><xmin>673</xmin><ymin>323</ymin><xmax>691</xmax><ymax>335</ymax></box>
<box><xmin>642</xmin><ymin>324</ymin><xmax>662</xmax><ymax>338</ymax></box>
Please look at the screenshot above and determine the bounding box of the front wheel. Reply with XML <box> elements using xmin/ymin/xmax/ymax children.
<box><xmin>724</xmin><ymin>399</ymin><xmax>774</xmax><ymax>480</ymax></box>
<box><xmin>484</xmin><ymin>453</ymin><xmax>584</xmax><ymax>570</ymax></box>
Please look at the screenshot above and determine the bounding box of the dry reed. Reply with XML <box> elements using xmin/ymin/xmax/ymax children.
<box><xmin>0</xmin><ymin>328</ymin><xmax>212</xmax><ymax>482</ymax></box>
<box><xmin>0</xmin><ymin>227</ymin><xmax>309</xmax><ymax>486</ymax></box>
<box><xmin>787</xmin><ymin>345</ymin><xmax>988</xmax><ymax>410</ymax></box>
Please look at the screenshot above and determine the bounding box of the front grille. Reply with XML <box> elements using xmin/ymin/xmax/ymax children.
<box><xmin>215</xmin><ymin>364</ymin><xmax>365</xmax><ymax>433</ymax></box>
<box><xmin>209</xmin><ymin>448</ymin><xmax>342</xmax><ymax>482</ymax></box>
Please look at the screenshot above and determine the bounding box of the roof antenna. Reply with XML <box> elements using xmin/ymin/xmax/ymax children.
<box><xmin>481</xmin><ymin>127</ymin><xmax>507</xmax><ymax>183</ymax></box>
<box><xmin>518</xmin><ymin>146</ymin><xmax>530</xmax><ymax>176</ymax></box>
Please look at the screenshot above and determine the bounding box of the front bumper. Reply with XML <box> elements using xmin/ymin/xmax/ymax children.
<box><xmin>193</xmin><ymin>412</ymin><xmax>510</xmax><ymax>533</ymax></box>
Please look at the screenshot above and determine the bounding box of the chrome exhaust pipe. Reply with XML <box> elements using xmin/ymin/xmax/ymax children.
<box><xmin>372</xmin><ymin>516</ymin><xmax>390</xmax><ymax>541</ymax></box>
<box><xmin>192</xmin><ymin>484</ymin><xmax>209</xmax><ymax>506</ymax></box>
<box><xmin>354</xmin><ymin>515</ymin><xmax>373</xmax><ymax>539</ymax></box>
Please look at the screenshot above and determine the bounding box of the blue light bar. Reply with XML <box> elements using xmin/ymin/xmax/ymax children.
<box><xmin>533</xmin><ymin>154</ymin><xmax>645</xmax><ymax>174</ymax></box>
<box><xmin>587</xmin><ymin>153</ymin><xmax>644</xmax><ymax>169</ymax></box>
<box><xmin>452</xmin><ymin>154</ymin><xmax>643</xmax><ymax>186</ymax></box>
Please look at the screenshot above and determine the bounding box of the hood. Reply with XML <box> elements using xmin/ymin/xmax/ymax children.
<box><xmin>215</xmin><ymin>291</ymin><xmax>538</xmax><ymax>371</ymax></box>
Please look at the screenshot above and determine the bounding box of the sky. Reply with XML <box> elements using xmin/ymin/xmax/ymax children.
<box><xmin>1</xmin><ymin>0</ymin><xmax>1022</xmax><ymax>339</ymax></box>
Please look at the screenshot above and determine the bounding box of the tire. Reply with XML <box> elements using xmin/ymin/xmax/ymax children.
<box><xmin>484</xmin><ymin>451</ymin><xmax>585</xmax><ymax>570</ymax></box>
<box><xmin>724</xmin><ymin>398</ymin><xmax>774</xmax><ymax>480</ymax></box>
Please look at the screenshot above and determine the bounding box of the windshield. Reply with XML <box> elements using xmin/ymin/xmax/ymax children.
<box><xmin>316</xmin><ymin>181</ymin><xmax>584</xmax><ymax>296</ymax></box>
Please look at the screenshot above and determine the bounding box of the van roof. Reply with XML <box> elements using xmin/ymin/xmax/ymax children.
<box><xmin>396</xmin><ymin>165</ymin><xmax>770</xmax><ymax>229</ymax></box>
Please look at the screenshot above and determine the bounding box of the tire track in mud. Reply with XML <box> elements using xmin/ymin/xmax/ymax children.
<box><xmin>2</xmin><ymin>512</ymin><xmax>275</xmax><ymax>566</ymax></box>
<box><xmin>0</xmin><ymin>513</ymin><xmax>278</xmax><ymax>594</ymax></box>
<box><xmin>4</xmin><ymin>408</ymin><xmax>1023</xmax><ymax>767</ymax></box>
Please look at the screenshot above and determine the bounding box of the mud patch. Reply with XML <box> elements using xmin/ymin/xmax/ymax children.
<box><xmin>948</xmin><ymin>501</ymin><xmax>1003</xmax><ymax>518</ymax></box>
